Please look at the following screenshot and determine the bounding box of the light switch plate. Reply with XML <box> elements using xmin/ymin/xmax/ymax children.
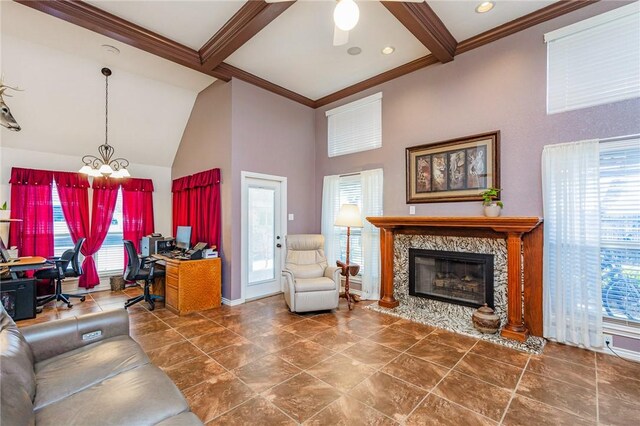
<box><xmin>409</xmin><ymin>206</ymin><xmax>416</xmax><ymax>215</ymax></box>
<box><xmin>288</xmin><ymin>213</ymin><xmax>294</xmax><ymax>221</ymax></box>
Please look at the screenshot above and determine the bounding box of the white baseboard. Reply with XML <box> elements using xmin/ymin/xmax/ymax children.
<box><xmin>222</xmin><ymin>297</ymin><xmax>245</xmax><ymax>306</ymax></box>
<box><xmin>596</xmin><ymin>345</ymin><xmax>640</xmax><ymax>363</ymax></box>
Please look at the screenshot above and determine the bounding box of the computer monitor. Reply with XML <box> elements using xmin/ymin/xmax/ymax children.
<box><xmin>175</xmin><ymin>226</ymin><xmax>191</xmax><ymax>251</ymax></box>
<box><xmin>0</xmin><ymin>237</ymin><xmax>12</xmax><ymax>262</ymax></box>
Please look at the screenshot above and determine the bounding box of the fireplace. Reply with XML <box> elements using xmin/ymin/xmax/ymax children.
<box><xmin>409</xmin><ymin>248</ymin><xmax>494</xmax><ymax>309</ymax></box>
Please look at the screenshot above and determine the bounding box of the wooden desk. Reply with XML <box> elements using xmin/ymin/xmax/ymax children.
<box><xmin>152</xmin><ymin>255</ymin><xmax>221</xmax><ymax>315</ymax></box>
<box><xmin>0</xmin><ymin>256</ymin><xmax>49</xmax><ymax>280</ymax></box>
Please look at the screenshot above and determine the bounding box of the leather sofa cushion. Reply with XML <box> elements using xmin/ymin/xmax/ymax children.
<box><xmin>0</xmin><ymin>307</ymin><xmax>36</xmax><ymax>426</ymax></box>
<box><xmin>294</xmin><ymin>277</ymin><xmax>337</xmax><ymax>293</ymax></box>
<box><xmin>34</xmin><ymin>335</ymin><xmax>150</xmax><ymax>410</ymax></box>
<box><xmin>155</xmin><ymin>412</ymin><xmax>203</xmax><ymax>425</ymax></box>
<box><xmin>35</xmin><ymin>364</ymin><xmax>190</xmax><ymax>426</ymax></box>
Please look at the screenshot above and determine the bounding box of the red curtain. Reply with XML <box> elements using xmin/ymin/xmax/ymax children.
<box><xmin>8</xmin><ymin>168</ymin><xmax>54</xmax><ymax>258</ymax></box>
<box><xmin>122</xmin><ymin>178</ymin><xmax>155</xmax><ymax>265</ymax></box>
<box><xmin>172</xmin><ymin>169</ymin><xmax>221</xmax><ymax>249</ymax></box>
<box><xmin>53</xmin><ymin>171</ymin><xmax>90</xmax><ymax>246</ymax></box>
<box><xmin>79</xmin><ymin>177</ymin><xmax>119</xmax><ymax>288</ymax></box>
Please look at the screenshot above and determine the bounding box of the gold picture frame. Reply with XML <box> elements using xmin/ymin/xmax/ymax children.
<box><xmin>406</xmin><ymin>131</ymin><xmax>500</xmax><ymax>203</ymax></box>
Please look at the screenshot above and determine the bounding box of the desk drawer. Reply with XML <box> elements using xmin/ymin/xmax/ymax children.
<box><xmin>165</xmin><ymin>285</ymin><xmax>178</xmax><ymax>309</ymax></box>
<box><xmin>165</xmin><ymin>273</ymin><xmax>178</xmax><ymax>289</ymax></box>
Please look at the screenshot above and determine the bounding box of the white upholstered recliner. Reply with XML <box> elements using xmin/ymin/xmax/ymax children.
<box><xmin>281</xmin><ymin>234</ymin><xmax>340</xmax><ymax>313</ymax></box>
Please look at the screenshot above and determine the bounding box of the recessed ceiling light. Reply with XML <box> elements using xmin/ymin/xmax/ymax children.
<box><xmin>381</xmin><ymin>46</ymin><xmax>395</xmax><ymax>55</ymax></box>
<box><xmin>475</xmin><ymin>1</ymin><xmax>495</xmax><ymax>13</ymax></box>
<box><xmin>101</xmin><ymin>44</ymin><xmax>120</xmax><ymax>55</ymax></box>
<box><xmin>347</xmin><ymin>46</ymin><xmax>362</xmax><ymax>56</ymax></box>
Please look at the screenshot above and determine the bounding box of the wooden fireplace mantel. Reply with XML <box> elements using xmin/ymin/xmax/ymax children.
<box><xmin>366</xmin><ymin>216</ymin><xmax>544</xmax><ymax>342</ymax></box>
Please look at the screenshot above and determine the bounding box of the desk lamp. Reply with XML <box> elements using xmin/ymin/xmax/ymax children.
<box><xmin>335</xmin><ymin>204</ymin><xmax>363</xmax><ymax>309</ymax></box>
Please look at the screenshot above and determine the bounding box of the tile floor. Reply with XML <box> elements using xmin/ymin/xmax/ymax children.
<box><xmin>17</xmin><ymin>288</ymin><xmax>640</xmax><ymax>425</ymax></box>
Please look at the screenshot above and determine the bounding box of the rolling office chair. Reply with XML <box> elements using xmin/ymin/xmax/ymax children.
<box><xmin>123</xmin><ymin>240</ymin><xmax>165</xmax><ymax>310</ymax></box>
<box><xmin>35</xmin><ymin>238</ymin><xmax>87</xmax><ymax>308</ymax></box>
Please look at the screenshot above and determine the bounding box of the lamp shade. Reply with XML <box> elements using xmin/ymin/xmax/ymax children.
<box><xmin>335</xmin><ymin>204</ymin><xmax>363</xmax><ymax>228</ymax></box>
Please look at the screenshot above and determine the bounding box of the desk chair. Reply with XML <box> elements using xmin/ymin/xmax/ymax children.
<box><xmin>123</xmin><ymin>240</ymin><xmax>165</xmax><ymax>310</ymax></box>
<box><xmin>35</xmin><ymin>238</ymin><xmax>87</xmax><ymax>308</ymax></box>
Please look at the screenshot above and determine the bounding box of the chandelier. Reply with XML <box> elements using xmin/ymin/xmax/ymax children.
<box><xmin>79</xmin><ymin>68</ymin><xmax>130</xmax><ymax>178</ymax></box>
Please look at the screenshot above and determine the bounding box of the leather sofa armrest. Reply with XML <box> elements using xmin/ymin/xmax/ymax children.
<box><xmin>22</xmin><ymin>309</ymin><xmax>130</xmax><ymax>363</ymax></box>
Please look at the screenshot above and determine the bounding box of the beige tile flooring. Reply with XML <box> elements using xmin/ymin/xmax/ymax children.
<box><xmin>18</xmin><ymin>288</ymin><xmax>640</xmax><ymax>425</ymax></box>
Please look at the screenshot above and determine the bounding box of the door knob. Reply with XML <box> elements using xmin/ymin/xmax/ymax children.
<box><xmin>276</xmin><ymin>243</ymin><xmax>282</xmax><ymax>248</ymax></box>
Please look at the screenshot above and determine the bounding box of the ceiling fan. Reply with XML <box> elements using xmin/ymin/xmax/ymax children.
<box><xmin>265</xmin><ymin>0</ymin><xmax>424</xmax><ymax>46</ymax></box>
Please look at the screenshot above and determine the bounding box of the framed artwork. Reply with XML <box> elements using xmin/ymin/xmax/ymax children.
<box><xmin>406</xmin><ymin>131</ymin><xmax>500</xmax><ymax>203</ymax></box>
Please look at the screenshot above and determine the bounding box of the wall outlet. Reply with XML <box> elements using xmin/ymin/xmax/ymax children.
<box><xmin>288</xmin><ymin>213</ymin><xmax>294</xmax><ymax>221</ymax></box>
<box><xmin>409</xmin><ymin>206</ymin><xmax>416</xmax><ymax>215</ymax></box>
<box><xmin>603</xmin><ymin>333</ymin><xmax>613</xmax><ymax>346</ymax></box>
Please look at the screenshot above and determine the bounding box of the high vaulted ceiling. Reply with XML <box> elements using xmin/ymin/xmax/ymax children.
<box><xmin>7</xmin><ymin>0</ymin><xmax>598</xmax><ymax>109</ymax></box>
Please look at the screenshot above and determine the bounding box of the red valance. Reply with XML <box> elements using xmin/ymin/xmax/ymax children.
<box><xmin>9</xmin><ymin>167</ymin><xmax>53</xmax><ymax>186</ymax></box>
<box><xmin>92</xmin><ymin>177</ymin><xmax>122</xmax><ymax>190</ymax></box>
<box><xmin>121</xmin><ymin>178</ymin><xmax>154</xmax><ymax>192</ymax></box>
<box><xmin>53</xmin><ymin>171</ymin><xmax>90</xmax><ymax>189</ymax></box>
<box><xmin>172</xmin><ymin>168</ymin><xmax>220</xmax><ymax>192</ymax></box>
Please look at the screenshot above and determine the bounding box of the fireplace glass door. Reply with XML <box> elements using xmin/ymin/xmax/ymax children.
<box><xmin>409</xmin><ymin>249</ymin><xmax>494</xmax><ymax>308</ymax></box>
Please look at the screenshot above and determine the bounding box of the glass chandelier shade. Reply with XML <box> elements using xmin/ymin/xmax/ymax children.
<box><xmin>79</xmin><ymin>68</ymin><xmax>130</xmax><ymax>178</ymax></box>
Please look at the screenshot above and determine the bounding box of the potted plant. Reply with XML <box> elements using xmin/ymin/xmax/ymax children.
<box><xmin>0</xmin><ymin>202</ymin><xmax>10</xmax><ymax>243</ymax></box>
<box><xmin>480</xmin><ymin>188</ymin><xmax>503</xmax><ymax>217</ymax></box>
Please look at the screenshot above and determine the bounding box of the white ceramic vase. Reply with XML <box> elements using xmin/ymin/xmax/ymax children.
<box><xmin>483</xmin><ymin>203</ymin><xmax>502</xmax><ymax>218</ymax></box>
<box><xmin>0</xmin><ymin>210</ymin><xmax>10</xmax><ymax>244</ymax></box>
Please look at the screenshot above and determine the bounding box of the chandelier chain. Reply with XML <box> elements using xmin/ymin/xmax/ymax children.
<box><xmin>105</xmin><ymin>71</ymin><xmax>109</xmax><ymax>146</ymax></box>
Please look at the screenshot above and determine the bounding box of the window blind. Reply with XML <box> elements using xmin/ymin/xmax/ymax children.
<box><xmin>338</xmin><ymin>175</ymin><xmax>363</xmax><ymax>270</ymax></box>
<box><xmin>600</xmin><ymin>137</ymin><xmax>640</xmax><ymax>326</ymax></box>
<box><xmin>326</xmin><ymin>92</ymin><xmax>382</xmax><ymax>157</ymax></box>
<box><xmin>545</xmin><ymin>3</ymin><xmax>640</xmax><ymax>114</ymax></box>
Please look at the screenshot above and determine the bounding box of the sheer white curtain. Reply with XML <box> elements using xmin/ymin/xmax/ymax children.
<box><xmin>321</xmin><ymin>175</ymin><xmax>341</xmax><ymax>266</ymax></box>
<box><xmin>542</xmin><ymin>140</ymin><xmax>603</xmax><ymax>348</ymax></box>
<box><xmin>360</xmin><ymin>168</ymin><xmax>383</xmax><ymax>299</ymax></box>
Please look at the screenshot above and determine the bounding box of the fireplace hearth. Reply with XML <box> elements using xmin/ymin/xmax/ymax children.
<box><xmin>409</xmin><ymin>248</ymin><xmax>494</xmax><ymax>309</ymax></box>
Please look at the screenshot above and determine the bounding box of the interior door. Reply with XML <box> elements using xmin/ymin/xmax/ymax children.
<box><xmin>245</xmin><ymin>177</ymin><xmax>283</xmax><ymax>300</ymax></box>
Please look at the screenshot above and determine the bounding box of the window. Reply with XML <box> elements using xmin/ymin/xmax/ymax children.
<box><xmin>600</xmin><ymin>137</ymin><xmax>640</xmax><ymax>326</ymax></box>
<box><xmin>326</xmin><ymin>92</ymin><xmax>382</xmax><ymax>157</ymax></box>
<box><xmin>545</xmin><ymin>3</ymin><xmax>640</xmax><ymax>114</ymax></box>
<box><xmin>51</xmin><ymin>185</ymin><xmax>124</xmax><ymax>274</ymax></box>
<box><xmin>337</xmin><ymin>174</ymin><xmax>363</xmax><ymax>273</ymax></box>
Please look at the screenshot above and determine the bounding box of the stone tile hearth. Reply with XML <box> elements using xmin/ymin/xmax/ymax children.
<box><xmin>367</xmin><ymin>234</ymin><xmax>545</xmax><ymax>353</ymax></box>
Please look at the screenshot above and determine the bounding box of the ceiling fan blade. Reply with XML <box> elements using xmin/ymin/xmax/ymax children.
<box><xmin>383</xmin><ymin>0</ymin><xmax>425</xmax><ymax>2</ymax></box>
<box><xmin>333</xmin><ymin>25</ymin><xmax>349</xmax><ymax>46</ymax></box>
<box><xmin>263</xmin><ymin>0</ymin><xmax>291</xmax><ymax>2</ymax></box>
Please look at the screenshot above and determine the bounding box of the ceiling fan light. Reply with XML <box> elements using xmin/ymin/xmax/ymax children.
<box><xmin>334</xmin><ymin>0</ymin><xmax>359</xmax><ymax>32</ymax></box>
<box><xmin>79</xmin><ymin>165</ymin><xmax>93</xmax><ymax>174</ymax></box>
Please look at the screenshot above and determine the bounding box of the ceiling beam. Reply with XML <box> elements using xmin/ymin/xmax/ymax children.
<box><xmin>14</xmin><ymin>0</ymin><xmax>205</xmax><ymax>72</ymax></box>
<box><xmin>317</xmin><ymin>0</ymin><xmax>597</xmax><ymax>108</ymax></box>
<box><xmin>381</xmin><ymin>1</ymin><xmax>457</xmax><ymax>63</ymax></box>
<box><xmin>199</xmin><ymin>0</ymin><xmax>295</xmax><ymax>71</ymax></box>
<box><xmin>214</xmin><ymin>63</ymin><xmax>316</xmax><ymax>108</ymax></box>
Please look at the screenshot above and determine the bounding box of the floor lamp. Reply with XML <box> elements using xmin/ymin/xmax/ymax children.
<box><xmin>335</xmin><ymin>204</ymin><xmax>363</xmax><ymax>310</ymax></box>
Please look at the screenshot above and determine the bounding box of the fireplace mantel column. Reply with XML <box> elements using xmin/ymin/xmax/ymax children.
<box><xmin>500</xmin><ymin>232</ymin><xmax>529</xmax><ymax>342</ymax></box>
<box><xmin>378</xmin><ymin>227</ymin><xmax>399</xmax><ymax>308</ymax></box>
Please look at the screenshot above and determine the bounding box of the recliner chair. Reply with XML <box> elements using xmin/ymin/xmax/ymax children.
<box><xmin>123</xmin><ymin>240</ymin><xmax>165</xmax><ymax>310</ymax></box>
<box><xmin>35</xmin><ymin>238</ymin><xmax>86</xmax><ymax>308</ymax></box>
<box><xmin>281</xmin><ymin>234</ymin><xmax>341</xmax><ymax>313</ymax></box>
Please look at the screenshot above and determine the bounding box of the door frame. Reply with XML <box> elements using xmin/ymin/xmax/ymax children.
<box><xmin>240</xmin><ymin>171</ymin><xmax>288</xmax><ymax>302</ymax></box>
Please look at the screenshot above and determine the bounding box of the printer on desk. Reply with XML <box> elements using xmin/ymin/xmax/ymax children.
<box><xmin>141</xmin><ymin>234</ymin><xmax>175</xmax><ymax>257</ymax></box>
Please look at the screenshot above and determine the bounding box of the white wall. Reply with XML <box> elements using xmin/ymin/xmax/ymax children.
<box><xmin>0</xmin><ymin>147</ymin><xmax>172</xmax><ymax>236</ymax></box>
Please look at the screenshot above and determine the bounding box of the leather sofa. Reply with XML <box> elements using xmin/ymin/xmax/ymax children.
<box><xmin>282</xmin><ymin>234</ymin><xmax>341</xmax><ymax>313</ymax></box>
<box><xmin>0</xmin><ymin>306</ymin><xmax>202</xmax><ymax>426</ymax></box>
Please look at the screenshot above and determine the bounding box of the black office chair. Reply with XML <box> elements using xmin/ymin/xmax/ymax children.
<box><xmin>36</xmin><ymin>238</ymin><xmax>87</xmax><ymax>308</ymax></box>
<box><xmin>123</xmin><ymin>240</ymin><xmax>165</xmax><ymax>310</ymax></box>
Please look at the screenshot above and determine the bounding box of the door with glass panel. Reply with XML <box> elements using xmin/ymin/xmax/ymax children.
<box><xmin>245</xmin><ymin>177</ymin><xmax>283</xmax><ymax>299</ymax></box>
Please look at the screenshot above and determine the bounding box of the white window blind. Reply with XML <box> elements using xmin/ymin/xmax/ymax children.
<box><xmin>600</xmin><ymin>137</ymin><xmax>640</xmax><ymax>326</ymax></box>
<box><xmin>545</xmin><ymin>3</ymin><xmax>640</xmax><ymax>114</ymax></box>
<box><xmin>338</xmin><ymin>175</ymin><xmax>363</xmax><ymax>270</ymax></box>
<box><xmin>326</xmin><ymin>92</ymin><xmax>382</xmax><ymax>157</ymax></box>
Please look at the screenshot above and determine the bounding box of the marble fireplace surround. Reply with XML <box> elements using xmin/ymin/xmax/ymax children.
<box><xmin>366</xmin><ymin>217</ymin><xmax>544</xmax><ymax>352</ymax></box>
